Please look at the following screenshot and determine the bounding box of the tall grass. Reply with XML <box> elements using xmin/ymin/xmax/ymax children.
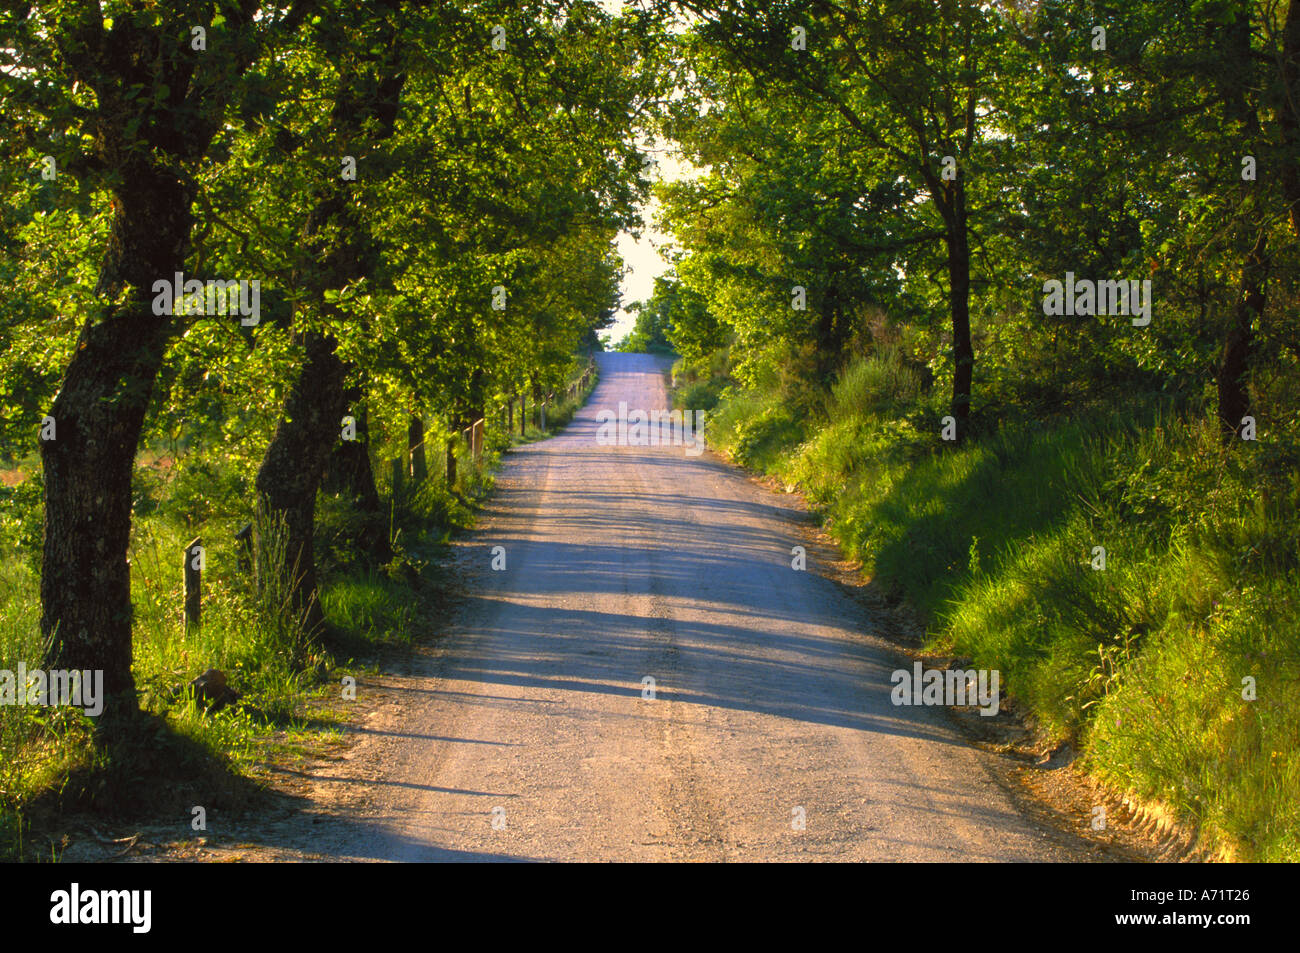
<box><xmin>0</xmin><ymin>355</ymin><xmax>600</xmax><ymax>858</ymax></box>
<box><xmin>0</xmin><ymin>423</ymin><xmax>501</xmax><ymax>857</ymax></box>
<box><xmin>690</xmin><ymin>346</ymin><xmax>1300</xmax><ymax>860</ymax></box>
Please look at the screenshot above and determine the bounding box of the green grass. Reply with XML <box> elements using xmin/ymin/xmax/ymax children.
<box><xmin>320</xmin><ymin>573</ymin><xmax>418</xmax><ymax>646</ymax></box>
<box><xmin>0</xmin><ymin>397</ymin><xmax>526</xmax><ymax>859</ymax></box>
<box><xmin>693</xmin><ymin>348</ymin><xmax>1300</xmax><ymax>861</ymax></box>
<box><xmin>0</xmin><ymin>500</ymin><xmax>350</xmax><ymax>859</ymax></box>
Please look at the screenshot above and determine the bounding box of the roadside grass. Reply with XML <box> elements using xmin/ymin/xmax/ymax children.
<box><xmin>687</xmin><ymin>347</ymin><xmax>1300</xmax><ymax>861</ymax></box>
<box><xmin>1</xmin><ymin>356</ymin><xmax>601</xmax><ymax>859</ymax></box>
<box><xmin>671</xmin><ymin>347</ymin><xmax>729</xmax><ymax>415</ymax></box>
<box><xmin>0</xmin><ymin>485</ymin><xmax>354</xmax><ymax>860</ymax></box>
<box><xmin>0</xmin><ymin>435</ymin><xmax>487</xmax><ymax>860</ymax></box>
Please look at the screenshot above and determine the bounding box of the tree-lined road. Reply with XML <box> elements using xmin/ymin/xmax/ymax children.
<box><xmin>278</xmin><ymin>353</ymin><xmax>1099</xmax><ymax>861</ymax></box>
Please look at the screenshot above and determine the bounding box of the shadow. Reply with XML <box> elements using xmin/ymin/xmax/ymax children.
<box><xmin>155</xmin><ymin>353</ymin><xmax>1099</xmax><ymax>863</ymax></box>
<box><xmin>15</xmin><ymin>707</ymin><xmax>270</xmax><ymax>861</ymax></box>
<box><xmin>345</xmin><ymin>728</ymin><xmax>523</xmax><ymax>746</ymax></box>
<box><xmin>181</xmin><ymin>790</ymin><xmax>537</xmax><ymax>863</ymax></box>
<box><xmin>402</xmin><ymin>596</ymin><xmax>959</xmax><ymax>746</ymax></box>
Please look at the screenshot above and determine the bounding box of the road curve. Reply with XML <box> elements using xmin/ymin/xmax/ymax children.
<box><xmin>289</xmin><ymin>352</ymin><xmax>1098</xmax><ymax>862</ymax></box>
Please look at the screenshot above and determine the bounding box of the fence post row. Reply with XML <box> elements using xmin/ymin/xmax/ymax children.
<box><xmin>235</xmin><ymin>522</ymin><xmax>253</xmax><ymax>576</ymax></box>
<box><xmin>181</xmin><ymin>367</ymin><xmax>600</xmax><ymax>623</ymax></box>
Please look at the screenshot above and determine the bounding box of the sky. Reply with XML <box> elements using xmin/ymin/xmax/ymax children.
<box><xmin>605</xmin><ymin>145</ymin><xmax>697</xmax><ymax>347</ymax></box>
<box><xmin>596</xmin><ymin>0</ymin><xmax>699</xmax><ymax>348</ymax></box>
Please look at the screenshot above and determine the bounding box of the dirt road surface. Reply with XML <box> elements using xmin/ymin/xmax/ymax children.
<box><xmin>171</xmin><ymin>352</ymin><xmax>1115</xmax><ymax>862</ymax></box>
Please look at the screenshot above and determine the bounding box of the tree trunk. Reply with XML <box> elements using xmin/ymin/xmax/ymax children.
<box><xmin>254</xmin><ymin>330</ymin><xmax>348</xmax><ymax>636</ymax></box>
<box><xmin>942</xmin><ymin>180</ymin><xmax>975</xmax><ymax>430</ymax></box>
<box><xmin>470</xmin><ymin>365</ymin><xmax>486</xmax><ymax>438</ymax></box>
<box><xmin>408</xmin><ymin>415</ymin><xmax>427</xmax><ymax>483</ymax></box>
<box><xmin>254</xmin><ymin>24</ymin><xmax>406</xmax><ymax>627</ymax></box>
<box><xmin>35</xmin><ymin>2</ymin><xmax>277</xmax><ymax>716</ymax></box>
<box><xmin>40</xmin><ymin>160</ymin><xmax>194</xmax><ymax>714</ymax></box>
<box><xmin>1280</xmin><ymin>0</ymin><xmax>1300</xmax><ymax>237</ymax></box>
<box><xmin>325</xmin><ymin>397</ymin><xmax>382</xmax><ymax>512</ymax></box>
<box><xmin>323</xmin><ymin>397</ymin><xmax>390</xmax><ymax>564</ymax></box>
<box><xmin>1218</xmin><ymin>227</ymin><xmax>1268</xmax><ymax>441</ymax></box>
<box><xmin>40</xmin><ymin>306</ymin><xmax>172</xmax><ymax>713</ymax></box>
<box><xmin>1216</xmin><ymin>7</ymin><xmax>1268</xmax><ymax>442</ymax></box>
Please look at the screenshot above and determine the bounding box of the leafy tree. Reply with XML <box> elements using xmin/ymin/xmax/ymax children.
<box><xmin>1</xmin><ymin>0</ymin><xmax>313</xmax><ymax>715</ymax></box>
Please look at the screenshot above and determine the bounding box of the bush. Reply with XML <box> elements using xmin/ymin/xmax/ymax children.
<box><xmin>827</xmin><ymin>347</ymin><xmax>925</xmax><ymax>420</ymax></box>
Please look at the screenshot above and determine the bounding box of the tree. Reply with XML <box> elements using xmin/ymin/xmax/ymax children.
<box><xmin>253</xmin><ymin>0</ymin><xmax>409</xmax><ymax>634</ymax></box>
<box><xmin>672</xmin><ymin>0</ymin><xmax>1019</xmax><ymax>427</ymax></box>
<box><xmin>1</xmin><ymin>1</ymin><xmax>311</xmax><ymax>716</ymax></box>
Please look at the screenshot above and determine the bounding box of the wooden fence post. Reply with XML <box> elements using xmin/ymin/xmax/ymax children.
<box><xmin>184</xmin><ymin>537</ymin><xmax>203</xmax><ymax>628</ymax></box>
<box><xmin>235</xmin><ymin>522</ymin><xmax>252</xmax><ymax>576</ymax></box>
<box><xmin>409</xmin><ymin>416</ymin><xmax>427</xmax><ymax>484</ymax></box>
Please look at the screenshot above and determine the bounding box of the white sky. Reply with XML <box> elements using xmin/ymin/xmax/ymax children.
<box><xmin>606</xmin><ymin>143</ymin><xmax>698</xmax><ymax>346</ymax></box>
<box><xmin>597</xmin><ymin>0</ymin><xmax>700</xmax><ymax>348</ymax></box>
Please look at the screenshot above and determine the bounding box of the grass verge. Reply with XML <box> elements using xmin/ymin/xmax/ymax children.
<box><xmin>681</xmin><ymin>347</ymin><xmax>1300</xmax><ymax>861</ymax></box>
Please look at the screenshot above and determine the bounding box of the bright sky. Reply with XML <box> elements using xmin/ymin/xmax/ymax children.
<box><xmin>597</xmin><ymin>0</ymin><xmax>699</xmax><ymax>348</ymax></box>
<box><xmin>606</xmin><ymin>141</ymin><xmax>700</xmax><ymax>347</ymax></box>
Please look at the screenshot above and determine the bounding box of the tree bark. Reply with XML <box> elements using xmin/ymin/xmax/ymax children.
<box><xmin>37</xmin><ymin>2</ymin><xmax>265</xmax><ymax>711</ymax></box>
<box><xmin>255</xmin><ymin>330</ymin><xmax>349</xmax><ymax>636</ymax></box>
<box><xmin>324</xmin><ymin>398</ymin><xmax>382</xmax><ymax>513</ymax></box>
<box><xmin>40</xmin><ymin>292</ymin><xmax>177</xmax><ymax>712</ymax></box>
<box><xmin>254</xmin><ymin>19</ymin><xmax>405</xmax><ymax>625</ymax></box>
<box><xmin>409</xmin><ymin>415</ymin><xmax>427</xmax><ymax>483</ymax></box>
<box><xmin>470</xmin><ymin>365</ymin><xmax>486</xmax><ymax>436</ymax></box>
<box><xmin>941</xmin><ymin>180</ymin><xmax>975</xmax><ymax>431</ymax></box>
<box><xmin>323</xmin><ymin>397</ymin><xmax>391</xmax><ymax>563</ymax></box>
<box><xmin>1280</xmin><ymin>0</ymin><xmax>1300</xmax><ymax>237</ymax></box>
<box><xmin>1218</xmin><ymin>227</ymin><xmax>1268</xmax><ymax>442</ymax></box>
<box><xmin>1216</xmin><ymin>8</ymin><xmax>1268</xmax><ymax>442</ymax></box>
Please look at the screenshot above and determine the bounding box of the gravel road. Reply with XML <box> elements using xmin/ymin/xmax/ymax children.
<box><xmin>270</xmin><ymin>352</ymin><xmax>1105</xmax><ymax>862</ymax></box>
